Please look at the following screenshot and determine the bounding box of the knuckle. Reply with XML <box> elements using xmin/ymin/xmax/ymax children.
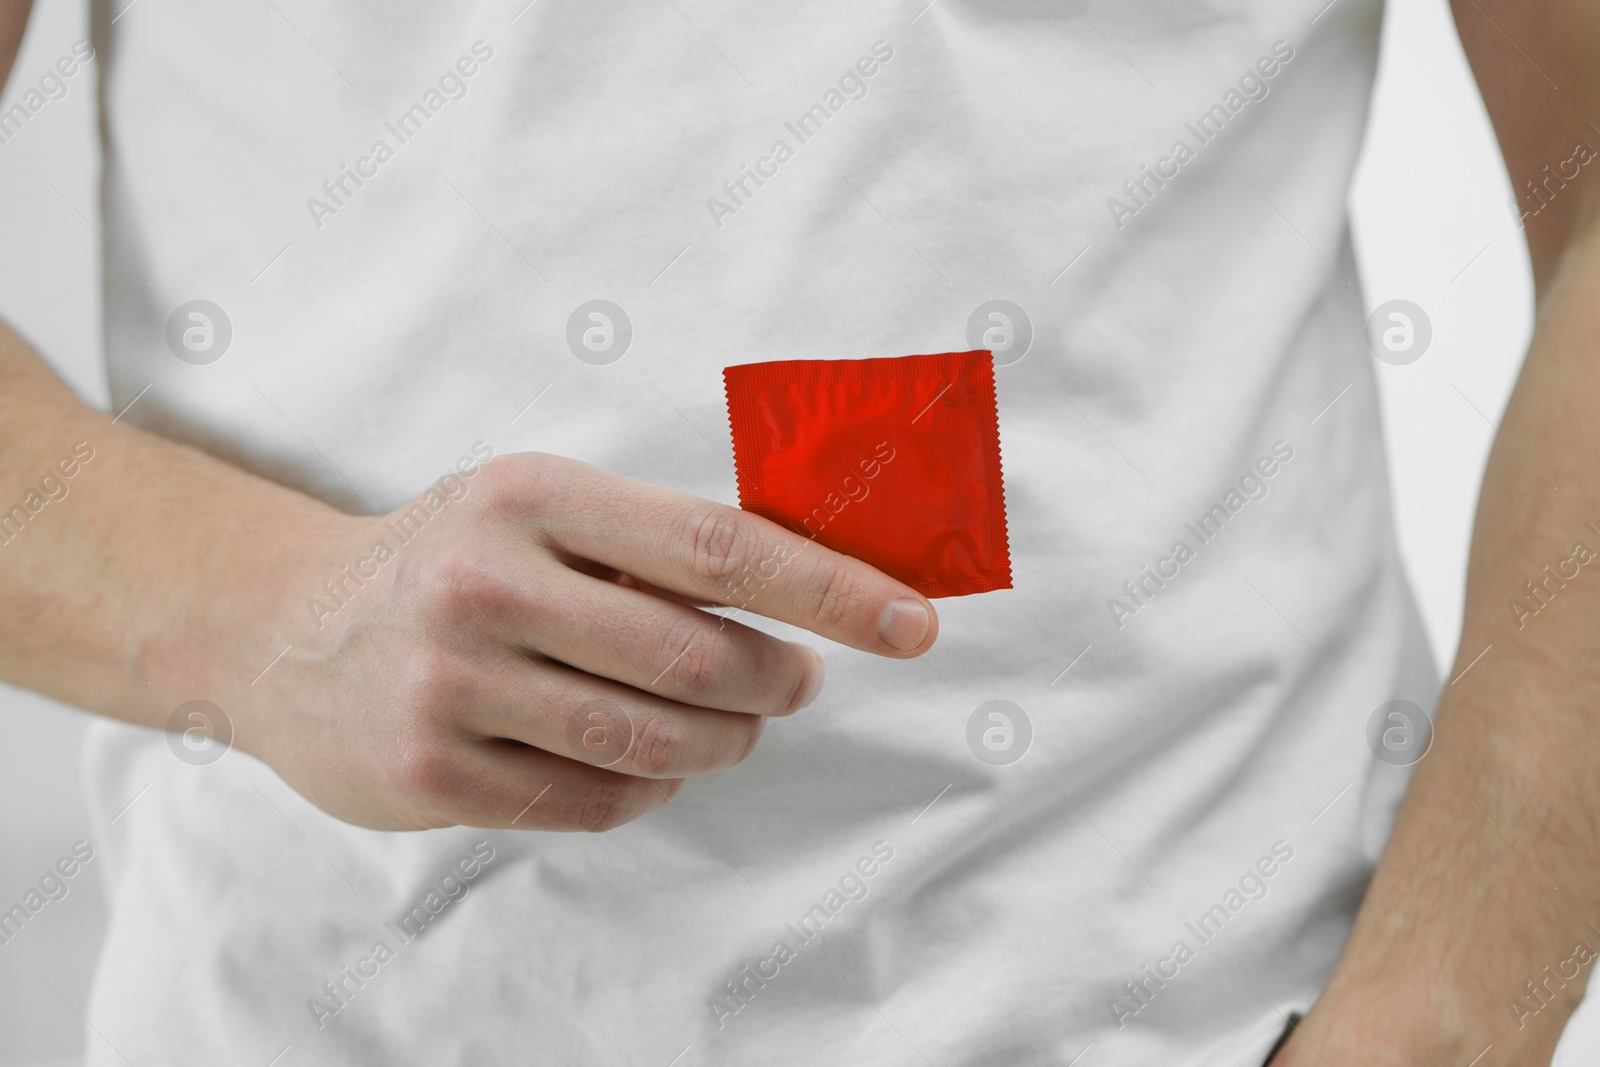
<box><xmin>452</xmin><ymin>566</ymin><xmax>519</xmax><ymax>623</ymax></box>
<box><xmin>470</xmin><ymin>455</ymin><xmax>523</xmax><ymax>519</ymax></box>
<box><xmin>481</xmin><ymin>452</ymin><xmax>556</xmax><ymax>520</ymax></box>
<box><xmin>573</xmin><ymin>776</ymin><xmax>640</xmax><ymax>833</ymax></box>
<box><xmin>390</xmin><ymin>738</ymin><xmax>459</xmax><ymax>802</ymax></box>
<box><xmin>676</xmin><ymin>504</ymin><xmax>754</xmax><ymax>591</ymax></box>
<box><xmin>679</xmin><ymin>717</ymin><xmax>755</xmax><ymax>775</ymax></box>
<box><xmin>399</xmin><ymin>548</ymin><xmax>469</xmax><ymax>615</ymax></box>
<box><xmin>401</xmin><ymin>646</ymin><xmax>470</xmax><ymax>713</ymax></box>
<box><xmin>806</xmin><ymin>558</ymin><xmax>860</xmax><ymax>631</ymax></box>
<box><xmin>409</xmin><ymin>549</ymin><xmax>520</xmax><ymax>631</ymax></box>
<box><xmin>659</xmin><ymin>617</ymin><xmax>730</xmax><ymax>697</ymax></box>
<box><xmin>473</xmin><ymin>452</ymin><xmax>520</xmax><ymax>492</ymax></box>
<box><xmin>629</xmin><ymin>710</ymin><xmax>691</xmax><ymax>777</ymax></box>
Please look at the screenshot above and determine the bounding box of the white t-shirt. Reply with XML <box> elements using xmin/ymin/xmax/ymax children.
<box><xmin>84</xmin><ymin>1</ymin><xmax>1438</xmax><ymax>1063</ymax></box>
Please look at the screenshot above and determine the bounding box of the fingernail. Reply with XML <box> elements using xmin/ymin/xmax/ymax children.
<box><xmin>878</xmin><ymin>599</ymin><xmax>929</xmax><ymax>651</ymax></box>
<box><xmin>792</xmin><ymin>647</ymin><xmax>826</xmax><ymax>711</ymax></box>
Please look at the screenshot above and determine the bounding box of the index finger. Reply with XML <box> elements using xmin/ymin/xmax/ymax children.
<box><xmin>530</xmin><ymin>457</ymin><xmax>938</xmax><ymax>657</ymax></box>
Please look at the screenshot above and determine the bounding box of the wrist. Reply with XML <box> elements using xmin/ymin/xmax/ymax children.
<box><xmin>102</xmin><ymin>426</ymin><xmax>367</xmax><ymax>742</ymax></box>
<box><xmin>1276</xmin><ymin>980</ymin><xmax>1567</xmax><ymax>1067</ymax></box>
<box><xmin>151</xmin><ymin>489</ymin><xmax>368</xmax><ymax>759</ymax></box>
<box><xmin>1275</xmin><ymin>986</ymin><xmax>1469</xmax><ymax>1067</ymax></box>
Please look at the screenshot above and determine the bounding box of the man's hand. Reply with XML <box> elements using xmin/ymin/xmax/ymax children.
<box><xmin>247</xmin><ymin>452</ymin><xmax>938</xmax><ymax>832</ymax></box>
<box><xmin>0</xmin><ymin>325</ymin><xmax>936</xmax><ymax>833</ymax></box>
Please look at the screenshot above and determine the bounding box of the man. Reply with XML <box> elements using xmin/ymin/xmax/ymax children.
<box><xmin>0</xmin><ymin>0</ymin><xmax>1594</xmax><ymax>1063</ymax></box>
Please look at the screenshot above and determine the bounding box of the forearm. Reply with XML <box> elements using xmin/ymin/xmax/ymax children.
<box><xmin>1281</xmin><ymin>219</ymin><xmax>1600</xmax><ymax>1064</ymax></box>
<box><xmin>1269</xmin><ymin>3</ymin><xmax>1600</xmax><ymax>1059</ymax></box>
<box><xmin>0</xmin><ymin>321</ymin><xmax>347</xmax><ymax>729</ymax></box>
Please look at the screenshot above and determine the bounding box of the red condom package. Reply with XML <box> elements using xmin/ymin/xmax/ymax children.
<box><xmin>724</xmin><ymin>350</ymin><xmax>1011</xmax><ymax>598</ymax></box>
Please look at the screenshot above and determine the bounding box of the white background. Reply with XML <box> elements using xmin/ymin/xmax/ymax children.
<box><xmin>0</xmin><ymin>0</ymin><xmax>1595</xmax><ymax>1062</ymax></box>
